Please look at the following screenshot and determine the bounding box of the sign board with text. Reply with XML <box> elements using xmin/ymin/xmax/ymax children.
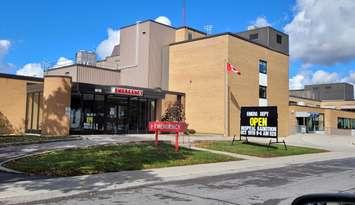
<box><xmin>111</xmin><ymin>87</ymin><xmax>144</xmax><ymax>96</ymax></box>
<box><xmin>148</xmin><ymin>121</ymin><xmax>188</xmax><ymax>152</ymax></box>
<box><xmin>240</xmin><ymin>106</ymin><xmax>278</xmax><ymax>138</ymax></box>
<box><xmin>148</xmin><ymin>121</ymin><xmax>187</xmax><ymax>133</ymax></box>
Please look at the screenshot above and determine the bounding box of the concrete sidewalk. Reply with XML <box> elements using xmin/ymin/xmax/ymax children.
<box><xmin>0</xmin><ymin>133</ymin><xmax>354</xmax><ymax>204</ymax></box>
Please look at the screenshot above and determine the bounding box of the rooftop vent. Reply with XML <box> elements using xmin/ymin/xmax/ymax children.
<box><xmin>76</xmin><ymin>50</ymin><xmax>97</xmax><ymax>66</ymax></box>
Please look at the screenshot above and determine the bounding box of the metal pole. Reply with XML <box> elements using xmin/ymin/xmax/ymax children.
<box><xmin>175</xmin><ymin>132</ymin><xmax>179</xmax><ymax>152</ymax></box>
<box><xmin>155</xmin><ymin>130</ymin><xmax>159</xmax><ymax>146</ymax></box>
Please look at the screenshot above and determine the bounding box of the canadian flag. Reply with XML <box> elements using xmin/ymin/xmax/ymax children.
<box><xmin>226</xmin><ymin>63</ymin><xmax>241</xmax><ymax>75</ymax></box>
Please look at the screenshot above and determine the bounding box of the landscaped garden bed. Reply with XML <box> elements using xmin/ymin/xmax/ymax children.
<box><xmin>4</xmin><ymin>142</ymin><xmax>238</xmax><ymax>177</ymax></box>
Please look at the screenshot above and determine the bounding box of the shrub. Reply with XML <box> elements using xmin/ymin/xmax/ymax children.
<box><xmin>184</xmin><ymin>129</ymin><xmax>196</xmax><ymax>135</ymax></box>
<box><xmin>161</xmin><ymin>102</ymin><xmax>185</xmax><ymax>122</ymax></box>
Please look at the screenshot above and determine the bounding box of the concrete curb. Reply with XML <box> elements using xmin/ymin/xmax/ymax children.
<box><xmin>0</xmin><ymin>136</ymin><xmax>82</xmax><ymax>148</ymax></box>
<box><xmin>190</xmin><ymin>146</ymin><xmax>261</xmax><ymax>160</ymax></box>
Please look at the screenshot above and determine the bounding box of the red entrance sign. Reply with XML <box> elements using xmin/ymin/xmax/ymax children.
<box><xmin>111</xmin><ymin>87</ymin><xmax>143</xmax><ymax>96</ymax></box>
<box><xmin>148</xmin><ymin>121</ymin><xmax>187</xmax><ymax>152</ymax></box>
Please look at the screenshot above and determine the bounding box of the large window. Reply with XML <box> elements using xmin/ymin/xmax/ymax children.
<box><xmin>25</xmin><ymin>92</ymin><xmax>43</xmax><ymax>133</ymax></box>
<box><xmin>259</xmin><ymin>60</ymin><xmax>267</xmax><ymax>74</ymax></box>
<box><xmin>249</xmin><ymin>33</ymin><xmax>259</xmax><ymax>41</ymax></box>
<box><xmin>338</xmin><ymin>117</ymin><xmax>355</xmax><ymax>129</ymax></box>
<box><xmin>276</xmin><ymin>34</ymin><xmax>282</xmax><ymax>44</ymax></box>
<box><xmin>259</xmin><ymin>85</ymin><xmax>267</xmax><ymax>99</ymax></box>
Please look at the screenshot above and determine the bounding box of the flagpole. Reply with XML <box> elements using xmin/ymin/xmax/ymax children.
<box><xmin>224</xmin><ymin>59</ymin><xmax>228</xmax><ymax>137</ymax></box>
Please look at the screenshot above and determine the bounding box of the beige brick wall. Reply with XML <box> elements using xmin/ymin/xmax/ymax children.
<box><xmin>289</xmin><ymin>105</ymin><xmax>355</xmax><ymax>135</ymax></box>
<box><xmin>169</xmin><ymin>34</ymin><xmax>289</xmax><ymax>136</ymax></box>
<box><xmin>0</xmin><ymin>77</ymin><xmax>41</xmax><ymax>134</ymax></box>
<box><xmin>227</xmin><ymin>36</ymin><xmax>289</xmax><ymax>137</ymax></box>
<box><xmin>42</xmin><ymin>76</ymin><xmax>72</xmax><ymax>136</ymax></box>
<box><xmin>169</xmin><ymin>36</ymin><xmax>228</xmax><ymax>134</ymax></box>
<box><xmin>175</xmin><ymin>28</ymin><xmax>206</xmax><ymax>42</ymax></box>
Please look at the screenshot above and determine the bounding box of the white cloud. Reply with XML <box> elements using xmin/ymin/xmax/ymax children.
<box><xmin>155</xmin><ymin>16</ymin><xmax>172</xmax><ymax>26</ymax></box>
<box><xmin>289</xmin><ymin>73</ymin><xmax>308</xmax><ymax>90</ymax></box>
<box><xmin>284</xmin><ymin>0</ymin><xmax>355</xmax><ymax>65</ymax></box>
<box><xmin>0</xmin><ymin>39</ymin><xmax>15</xmax><ymax>73</ymax></box>
<box><xmin>0</xmin><ymin>40</ymin><xmax>11</xmax><ymax>55</ymax></box>
<box><xmin>289</xmin><ymin>67</ymin><xmax>341</xmax><ymax>90</ymax></box>
<box><xmin>247</xmin><ymin>17</ymin><xmax>271</xmax><ymax>30</ymax></box>
<box><xmin>54</xmin><ymin>57</ymin><xmax>73</xmax><ymax>68</ymax></box>
<box><xmin>96</xmin><ymin>28</ymin><xmax>120</xmax><ymax>59</ymax></box>
<box><xmin>311</xmin><ymin>70</ymin><xmax>340</xmax><ymax>84</ymax></box>
<box><xmin>16</xmin><ymin>63</ymin><xmax>43</xmax><ymax>77</ymax></box>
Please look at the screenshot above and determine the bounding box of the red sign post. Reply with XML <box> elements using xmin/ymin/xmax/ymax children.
<box><xmin>148</xmin><ymin>121</ymin><xmax>187</xmax><ymax>152</ymax></box>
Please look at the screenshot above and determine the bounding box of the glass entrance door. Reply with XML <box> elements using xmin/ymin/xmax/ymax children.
<box><xmin>106</xmin><ymin>96</ymin><xmax>129</xmax><ymax>134</ymax></box>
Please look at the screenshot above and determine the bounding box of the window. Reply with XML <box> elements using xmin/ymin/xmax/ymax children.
<box><xmin>259</xmin><ymin>60</ymin><xmax>267</xmax><ymax>74</ymax></box>
<box><xmin>249</xmin><ymin>33</ymin><xmax>258</xmax><ymax>41</ymax></box>
<box><xmin>338</xmin><ymin>117</ymin><xmax>354</xmax><ymax>129</ymax></box>
<box><xmin>188</xmin><ymin>32</ymin><xmax>193</xmax><ymax>40</ymax></box>
<box><xmin>276</xmin><ymin>34</ymin><xmax>282</xmax><ymax>44</ymax></box>
<box><xmin>259</xmin><ymin>85</ymin><xmax>267</xmax><ymax>99</ymax></box>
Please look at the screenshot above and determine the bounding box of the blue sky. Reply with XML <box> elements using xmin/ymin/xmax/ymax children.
<box><xmin>1</xmin><ymin>0</ymin><xmax>355</xmax><ymax>89</ymax></box>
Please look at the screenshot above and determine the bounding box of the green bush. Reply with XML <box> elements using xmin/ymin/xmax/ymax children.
<box><xmin>161</xmin><ymin>102</ymin><xmax>185</xmax><ymax>122</ymax></box>
<box><xmin>184</xmin><ymin>129</ymin><xmax>196</xmax><ymax>135</ymax></box>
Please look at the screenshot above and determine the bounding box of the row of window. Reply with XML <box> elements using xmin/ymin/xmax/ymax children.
<box><xmin>249</xmin><ymin>33</ymin><xmax>283</xmax><ymax>44</ymax></box>
<box><xmin>337</xmin><ymin>118</ymin><xmax>355</xmax><ymax>129</ymax></box>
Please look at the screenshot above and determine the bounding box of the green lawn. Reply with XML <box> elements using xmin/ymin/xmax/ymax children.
<box><xmin>0</xmin><ymin>135</ymin><xmax>77</xmax><ymax>146</ymax></box>
<box><xmin>195</xmin><ymin>141</ymin><xmax>327</xmax><ymax>158</ymax></box>
<box><xmin>4</xmin><ymin>142</ymin><xmax>238</xmax><ymax>177</ymax></box>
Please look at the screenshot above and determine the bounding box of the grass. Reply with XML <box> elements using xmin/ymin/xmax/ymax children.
<box><xmin>0</xmin><ymin>135</ymin><xmax>76</xmax><ymax>146</ymax></box>
<box><xmin>195</xmin><ymin>141</ymin><xmax>327</xmax><ymax>158</ymax></box>
<box><xmin>4</xmin><ymin>142</ymin><xmax>238</xmax><ymax>177</ymax></box>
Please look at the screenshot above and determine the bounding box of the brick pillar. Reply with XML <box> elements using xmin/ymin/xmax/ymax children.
<box><xmin>41</xmin><ymin>76</ymin><xmax>72</xmax><ymax>136</ymax></box>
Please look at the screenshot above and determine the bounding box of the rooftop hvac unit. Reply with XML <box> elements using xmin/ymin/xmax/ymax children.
<box><xmin>76</xmin><ymin>50</ymin><xmax>97</xmax><ymax>66</ymax></box>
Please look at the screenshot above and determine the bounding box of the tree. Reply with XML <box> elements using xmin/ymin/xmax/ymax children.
<box><xmin>161</xmin><ymin>102</ymin><xmax>185</xmax><ymax>122</ymax></box>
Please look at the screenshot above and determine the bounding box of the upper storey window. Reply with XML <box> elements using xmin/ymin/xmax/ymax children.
<box><xmin>249</xmin><ymin>33</ymin><xmax>258</xmax><ymax>41</ymax></box>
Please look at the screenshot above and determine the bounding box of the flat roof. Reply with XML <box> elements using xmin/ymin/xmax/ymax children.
<box><xmin>47</xmin><ymin>64</ymin><xmax>121</xmax><ymax>72</ymax></box>
<box><xmin>0</xmin><ymin>73</ymin><xmax>43</xmax><ymax>82</ymax></box>
<box><xmin>169</xmin><ymin>32</ymin><xmax>289</xmax><ymax>56</ymax></box>
<box><xmin>304</xmin><ymin>82</ymin><xmax>353</xmax><ymax>87</ymax></box>
<box><xmin>289</xmin><ymin>95</ymin><xmax>321</xmax><ymax>102</ymax></box>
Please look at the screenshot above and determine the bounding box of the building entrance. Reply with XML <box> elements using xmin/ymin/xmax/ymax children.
<box><xmin>70</xmin><ymin>92</ymin><xmax>157</xmax><ymax>135</ymax></box>
<box><xmin>296</xmin><ymin>112</ymin><xmax>324</xmax><ymax>133</ymax></box>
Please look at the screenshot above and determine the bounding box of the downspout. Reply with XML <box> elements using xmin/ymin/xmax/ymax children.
<box><xmin>118</xmin><ymin>21</ymin><xmax>140</xmax><ymax>70</ymax></box>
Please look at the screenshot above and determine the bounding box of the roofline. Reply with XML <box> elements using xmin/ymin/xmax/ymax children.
<box><xmin>289</xmin><ymin>104</ymin><xmax>355</xmax><ymax>114</ymax></box>
<box><xmin>119</xmin><ymin>20</ymin><xmax>207</xmax><ymax>35</ymax></box>
<box><xmin>0</xmin><ymin>73</ymin><xmax>43</xmax><ymax>82</ymax></box>
<box><xmin>236</xmin><ymin>26</ymin><xmax>289</xmax><ymax>37</ymax></box>
<box><xmin>120</xmin><ymin>19</ymin><xmax>176</xmax><ymax>30</ymax></box>
<box><xmin>304</xmin><ymin>82</ymin><xmax>354</xmax><ymax>87</ymax></box>
<box><xmin>290</xmin><ymin>89</ymin><xmax>305</xmax><ymax>91</ymax></box>
<box><xmin>47</xmin><ymin>64</ymin><xmax>121</xmax><ymax>73</ymax></box>
<box><xmin>72</xmin><ymin>82</ymin><xmax>185</xmax><ymax>96</ymax></box>
<box><xmin>176</xmin><ymin>26</ymin><xmax>207</xmax><ymax>35</ymax></box>
<box><xmin>289</xmin><ymin>95</ymin><xmax>321</xmax><ymax>102</ymax></box>
<box><xmin>169</xmin><ymin>32</ymin><xmax>289</xmax><ymax>56</ymax></box>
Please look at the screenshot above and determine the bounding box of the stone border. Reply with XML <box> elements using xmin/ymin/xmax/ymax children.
<box><xmin>0</xmin><ymin>136</ymin><xmax>82</xmax><ymax>148</ymax></box>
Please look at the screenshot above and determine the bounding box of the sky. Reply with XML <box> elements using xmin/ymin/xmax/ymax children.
<box><xmin>1</xmin><ymin>0</ymin><xmax>355</xmax><ymax>90</ymax></box>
